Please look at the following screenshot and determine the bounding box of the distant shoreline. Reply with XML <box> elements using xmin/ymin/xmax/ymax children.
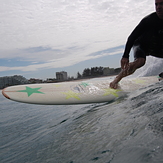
<box><xmin>0</xmin><ymin>75</ymin><xmax>117</xmax><ymax>90</ymax></box>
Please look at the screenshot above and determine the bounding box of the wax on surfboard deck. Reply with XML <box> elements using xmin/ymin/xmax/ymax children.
<box><xmin>2</xmin><ymin>76</ymin><xmax>158</xmax><ymax>105</ymax></box>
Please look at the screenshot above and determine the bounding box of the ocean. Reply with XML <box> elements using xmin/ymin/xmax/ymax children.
<box><xmin>1</xmin><ymin>56</ymin><xmax>163</xmax><ymax>163</ymax></box>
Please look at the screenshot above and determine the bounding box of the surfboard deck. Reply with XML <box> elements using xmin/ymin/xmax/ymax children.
<box><xmin>2</xmin><ymin>76</ymin><xmax>158</xmax><ymax>105</ymax></box>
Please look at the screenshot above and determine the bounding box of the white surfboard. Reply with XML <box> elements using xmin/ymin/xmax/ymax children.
<box><xmin>2</xmin><ymin>76</ymin><xmax>158</xmax><ymax>105</ymax></box>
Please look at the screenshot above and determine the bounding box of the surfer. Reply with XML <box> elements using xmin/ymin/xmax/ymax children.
<box><xmin>110</xmin><ymin>0</ymin><xmax>163</xmax><ymax>89</ymax></box>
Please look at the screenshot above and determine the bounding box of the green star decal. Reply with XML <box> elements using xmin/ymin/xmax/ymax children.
<box><xmin>80</xmin><ymin>82</ymin><xmax>90</xmax><ymax>87</ymax></box>
<box><xmin>103</xmin><ymin>88</ymin><xmax>122</xmax><ymax>97</ymax></box>
<box><xmin>63</xmin><ymin>91</ymin><xmax>80</xmax><ymax>100</ymax></box>
<box><xmin>17</xmin><ymin>86</ymin><xmax>44</xmax><ymax>97</ymax></box>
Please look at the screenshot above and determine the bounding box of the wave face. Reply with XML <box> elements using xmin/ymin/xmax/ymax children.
<box><xmin>0</xmin><ymin>80</ymin><xmax>163</xmax><ymax>163</ymax></box>
<box><xmin>0</xmin><ymin>57</ymin><xmax>163</xmax><ymax>163</ymax></box>
<box><xmin>132</xmin><ymin>56</ymin><xmax>163</xmax><ymax>77</ymax></box>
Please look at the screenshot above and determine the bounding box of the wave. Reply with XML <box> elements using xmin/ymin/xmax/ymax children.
<box><xmin>132</xmin><ymin>56</ymin><xmax>163</xmax><ymax>77</ymax></box>
<box><xmin>1</xmin><ymin>78</ymin><xmax>163</xmax><ymax>163</ymax></box>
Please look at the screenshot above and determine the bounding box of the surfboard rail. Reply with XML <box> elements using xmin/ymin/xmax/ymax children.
<box><xmin>2</xmin><ymin>88</ymin><xmax>10</xmax><ymax>99</ymax></box>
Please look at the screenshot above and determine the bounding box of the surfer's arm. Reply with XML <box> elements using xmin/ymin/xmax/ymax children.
<box><xmin>122</xmin><ymin>18</ymin><xmax>149</xmax><ymax>58</ymax></box>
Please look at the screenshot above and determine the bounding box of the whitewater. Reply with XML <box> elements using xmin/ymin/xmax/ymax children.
<box><xmin>0</xmin><ymin>56</ymin><xmax>163</xmax><ymax>163</ymax></box>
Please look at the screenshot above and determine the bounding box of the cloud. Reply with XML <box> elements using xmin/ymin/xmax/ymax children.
<box><xmin>89</xmin><ymin>45</ymin><xmax>124</xmax><ymax>57</ymax></box>
<box><xmin>0</xmin><ymin>45</ymin><xmax>124</xmax><ymax>72</ymax></box>
<box><xmin>0</xmin><ymin>0</ymin><xmax>155</xmax><ymax>76</ymax></box>
<box><xmin>0</xmin><ymin>0</ymin><xmax>154</xmax><ymax>49</ymax></box>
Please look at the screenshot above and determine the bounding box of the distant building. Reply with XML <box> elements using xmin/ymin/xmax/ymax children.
<box><xmin>45</xmin><ymin>78</ymin><xmax>57</xmax><ymax>83</ymax></box>
<box><xmin>56</xmin><ymin>71</ymin><xmax>68</xmax><ymax>81</ymax></box>
<box><xmin>0</xmin><ymin>75</ymin><xmax>29</xmax><ymax>89</ymax></box>
<box><xmin>29</xmin><ymin>78</ymin><xmax>43</xmax><ymax>84</ymax></box>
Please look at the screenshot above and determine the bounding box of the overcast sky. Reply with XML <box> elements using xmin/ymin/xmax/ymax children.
<box><xmin>0</xmin><ymin>0</ymin><xmax>155</xmax><ymax>79</ymax></box>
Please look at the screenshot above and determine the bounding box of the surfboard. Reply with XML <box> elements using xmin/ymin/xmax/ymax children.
<box><xmin>2</xmin><ymin>76</ymin><xmax>158</xmax><ymax>105</ymax></box>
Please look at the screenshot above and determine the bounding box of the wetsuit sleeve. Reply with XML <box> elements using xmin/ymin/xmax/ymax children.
<box><xmin>122</xmin><ymin>18</ymin><xmax>149</xmax><ymax>58</ymax></box>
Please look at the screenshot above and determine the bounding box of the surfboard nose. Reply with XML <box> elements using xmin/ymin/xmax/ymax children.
<box><xmin>2</xmin><ymin>88</ymin><xmax>10</xmax><ymax>99</ymax></box>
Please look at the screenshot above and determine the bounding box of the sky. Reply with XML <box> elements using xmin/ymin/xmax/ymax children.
<box><xmin>0</xmin><ymin>0</ymin><xmax>155</xmax><ymax>79</ymax></box>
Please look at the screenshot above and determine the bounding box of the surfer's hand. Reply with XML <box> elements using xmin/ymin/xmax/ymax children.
<box><xmin>121</xmin><ymin>58</ymin><xmax>129</xmax><ymax>70</ymax></box>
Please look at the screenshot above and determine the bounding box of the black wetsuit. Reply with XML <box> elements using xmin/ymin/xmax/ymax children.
<box><xmin>122</xmin><ymin>12</ymin><xmax>163</xmax><ymax>59</ymax></box>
